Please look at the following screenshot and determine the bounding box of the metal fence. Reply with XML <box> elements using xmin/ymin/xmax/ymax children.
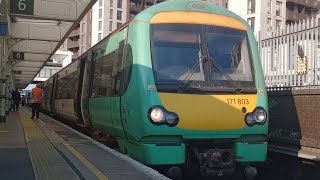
<box><xmin>258</xmin><ymin>15</ymin><xmax>320</xmax><ymax>89</ymax></box>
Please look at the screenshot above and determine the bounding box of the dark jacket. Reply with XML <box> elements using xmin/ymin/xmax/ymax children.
<box><xmin>12</xmin><ymin>91</ymin><xmax>21</xmax><ymax>101</ymax></box>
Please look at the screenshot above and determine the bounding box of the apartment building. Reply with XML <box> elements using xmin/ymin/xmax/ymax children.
<box><xmin>203</xmin><ymin>0</ymin><xmax>228</xmax><ymax>8</ymax></box>
<box><xmin>286</xmin><ymin>0</ymin><xmax>318</xmax><ymax>24</ymax></box>
<box><xmin>129</xmin><ymin>0</ymin><xmax>165</xmax><ymax>18</ymax></box>
<box><xmin>91</xmin><ymin>0</ymin><xmax>128</xmax><ymax>46</ymax></box>
<box><xmin>228</xmin><ymin>0</ymin><xmax>286</xmax><ymax>34</ymax></box>
<box><xmin>64</xmin><ymin>10</ymin><xmax>92</xmax><ymax>61</ymax></box>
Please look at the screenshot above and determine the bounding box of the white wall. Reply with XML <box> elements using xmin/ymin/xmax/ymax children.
<box><xmin>91</xmin><ymin>1</ymin><xmax>100</xmax><ymax>46</ymax></box>
<box><xmin>228</xmin><ymin>0</ymin><xmax>286</xmax><ymax>36</ymax></box>
<box><xmin>92</xmin><ymin>0</ymin><xmax>128</xmax><ymax>46</ymax></box>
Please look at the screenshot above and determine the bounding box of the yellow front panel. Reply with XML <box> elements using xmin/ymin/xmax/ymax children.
<box><xmin>158</xmin><ymin>93</ymin><xmax>257</xmax><ymax>130</ymax></box>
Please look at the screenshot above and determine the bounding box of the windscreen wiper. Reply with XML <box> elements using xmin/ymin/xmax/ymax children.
<box><xmin>177</xmin><ymin>56</ymin><xmax>202</xmax><ymax>91</ymax></box>
<box><xmin>201</xmin><ymin>36</ymin><xmax>243</xmax><ymax>93</ymax></box>
<box><xmin>177</xmin><ymin>35</ymin><xmax>204</xmax><ymax>92</ymax></box>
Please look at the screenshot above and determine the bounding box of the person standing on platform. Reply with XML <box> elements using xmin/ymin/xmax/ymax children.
<box><xmin>31</xmin><ymin>83</ymin><xmax>43</xmax><ymax>119</ymax></box>
<box><xmin>11</xmin><ymin>89</ymin><xmax>21</xmax><ymax>111</ymax></box>
<box><xmin>21</xmin><ymin>95</ymin><xmax>26</xmax><ymax>106</ymax></box>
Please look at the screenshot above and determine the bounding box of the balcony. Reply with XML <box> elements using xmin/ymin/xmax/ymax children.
<box><xmin>130</xmin><ymin>5</ymin><xmax>142</xmax><ymax>13</ymax></box>
<box><xmin>67</xmin><ymin>39</ymin><xmax>79</xmax><ymax>48</ymax></box>
<box><xmin>146</xmin><ymin>0</ymin><xmax>155</xmax><ymax>5</ymax></box>
<box><xmin>69</xmin><ymin>28</ymin><xmax>80</xmax><ymax>37</ymax></box>
<box><xmin>286</xmin><ymin>10</ymin><xmax>311</xmax><ymax>22</ymax></box>
<box><xmin>286</xmin><ymin>0</ymin><xmax>317</xmax><ymax>8</ymax></box>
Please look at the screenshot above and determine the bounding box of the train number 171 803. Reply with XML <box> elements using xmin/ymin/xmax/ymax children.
<box><xmin>226</xmin><ymin>99</ymin><xmax>249</xmax><ymax>105</ymax></box>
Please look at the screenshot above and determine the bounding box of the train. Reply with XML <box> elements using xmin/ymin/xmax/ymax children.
<box><xmin>40</xmin><ymin>0</ymin><xmax>268</xmax><ymax>179</ymax></box>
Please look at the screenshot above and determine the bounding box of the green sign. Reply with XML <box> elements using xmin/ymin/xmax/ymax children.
<box><xmin>10</xmin><ymin>0</ymin><xmax>34</xmax><ymax>15</ymax></box>
<box><xmin>12</xmin><ymin>52</ymin><xmax>24</xmax><ymax>60</ymax></box>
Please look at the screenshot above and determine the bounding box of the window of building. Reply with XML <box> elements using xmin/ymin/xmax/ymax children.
<box><xmin>247</xmin><ymin>17</ymin><xmax>255</xmax><ymax>31</ymax></box>
<box><xmin>267</xmin><ymin>0</ymin><xmax>271</xmax><ymax>14</ymax></box>
<box><xmin>82</xmin><ymin>23</ymin><xmax>85</xmax><ymax>32</ymax></box>
<box><xmin>117</xmin><ymin>10</ymin><xmax>122</xmax><ymax>20</ymax></box>
<box><xmin>276</xmin><ymin>20</ymin><xmax>282</xmax><ymax>29</ymax></box>
<box><xmin>39</xmin><ymin>69</ymin><xmax>45</xmax><ymax>77</ymax></box>
<box><xmin>98</xmin><ymin>21</ymin><xmax>102</xmax><ymax>31</ymax></box>
<box><xmin>99</xmin><ymin>9</ymin><xmax>102</xmax><ymax>19</ymax></box>
<box><xmin>276</xmin><ymin>1</ymin><xmax>282</xmax><ymax>16</ymax></box>
<box><xmin>110</xmin><ymin>9</ymin><xmax>113</xmax><ymax>19</ymax></box>
<box><xmin>109</xmin><ymin>21</ymin><xmax>113</xmax><ymax>31</ymax></box>
<box><xmin>91</xmin><ymin>52</ymin><xmax>115</xmax><ymax>97</ymax></box>
<box><xmin>267</xmin><ymin>18</ymin><xmax>272</xmax><ymax>29</ymax></box>
<box><xmin>117</xmin><ymin>22</ymin><xmax>122</xmax><ymax>28</ymax></box>
<box><xmin>110</xmin><ymin>0</ymin><xmax>113</xmax><ymax>7</ymax></box>
<box><xmin>117</xmin><ymin>0</ymin><xmax>122</xmax><ymax>8</ymax></box>
<box><xmin>247</xmin><ymin>0</ymin><xmax>255</xmax><ymax>14</ymax></box>
<box><xmin>98</xmin><ymin>33</ymin><xmax>102</xmax><ymax>41</ymax></box>
<box><xmin>99</xmin><ymin>0</ymin><xmax>102</xmax><ymax>7</ymax></box>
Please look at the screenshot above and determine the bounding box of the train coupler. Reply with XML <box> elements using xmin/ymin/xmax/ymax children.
<box><xmin>198</xmin><ymin>149</ymin><xmax>235</xmax><ymax>176</ymax></box>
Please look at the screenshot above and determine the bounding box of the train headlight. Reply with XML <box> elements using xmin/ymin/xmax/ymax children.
<box><xmin>150</xmin><ymin>107</ymin><xmax>164</xmax><ymax>123</ymax></box>
<box><xmin>148</xmin><ymin>105</ymin><xmax>179</xmax><ymax>127</ymax></box>
<box><xmin>244</xmin><ymin>107</ymin><xmax>267</xmax><ymax>126</ymax></box>
<box><xmin>245</xmin><ymin>114</ymin><xmax>256</xmax><ymax>126</ymax></box>
<box><xmin>253</xmin><ymin>107</ymin><xmax>267</xmax><ymax>124</ymax></box>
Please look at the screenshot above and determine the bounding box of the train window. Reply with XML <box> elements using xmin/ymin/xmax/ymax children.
<box><xmin>120</xmin><ymin>44</ymin><xmax>133</xmax><ymax>95</ymax></box>
<box><xmin>56</xmin><ymin>71</ymin><xmax>78</xmax><ymax>99</ymax></box>
<box><xmin>91</xmin><ymin>52</ymin><xmax>115</xmax><ymax>97</ymax></box>
<box><xmin>112</xmin><ymin>40</ymin><xmax>125</xmax><ymax>95</ymax></box>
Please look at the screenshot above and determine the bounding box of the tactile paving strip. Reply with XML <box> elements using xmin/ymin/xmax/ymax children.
<box><xmin>19</xmin><ymin>109</ymin><xmax>80</xmax><ymax>180</ymax></box>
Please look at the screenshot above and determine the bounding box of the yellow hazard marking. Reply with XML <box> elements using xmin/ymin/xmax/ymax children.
<box><xmin>20</xmin><ymin>108</ymin><xmax>109</xmax><ymax>180</ymax></box>
<box><xmin>19</xmin><ymin>109</ymin><xmax>80</xmax><ymax>180</ymax></box>
<box><xmin>52</xmin><ymin>130</ymin><xmax>110</xmax><ymax>180</ymax></box>
<box><xmin>218</xmin><ymin>171</ymin><xmax>223</xmax><ymax>176</ymax></box>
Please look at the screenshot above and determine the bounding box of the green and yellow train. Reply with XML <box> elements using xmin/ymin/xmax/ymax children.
<box><xmin>41</xmin><ymin>0</ymin><xmax>268</xmax><ymax>178</ymax></box>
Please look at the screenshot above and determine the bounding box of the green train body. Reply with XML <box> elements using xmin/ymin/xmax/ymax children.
<box><xmin>41</xmin><ymin>0</ymin><xmax>268</xmax><ymax>177</ymax></box>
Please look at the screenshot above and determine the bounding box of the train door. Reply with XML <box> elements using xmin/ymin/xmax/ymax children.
<box><xmin>110</xmin><ymin>29</ymin><xmax>127</xmax><ymax>138</ymax></box>
<box><xmin>74</xmin><ymin>56</ymin><xmax>86</xmax><ymax>122</ymax></box>
<box><xmin>80</xmin><ymin>54</ymin><xmax>92</xmax><ymax>125</ymax></box>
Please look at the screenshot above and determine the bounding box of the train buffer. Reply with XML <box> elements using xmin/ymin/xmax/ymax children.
<box><xmin>0</xmin><ymin>108</ymin><xmax>169</xmax><ymax>180</ymax></box>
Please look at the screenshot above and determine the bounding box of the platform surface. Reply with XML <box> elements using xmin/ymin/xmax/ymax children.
<box><xmin>0</xmin><ymin>108</ymin><xmax>169</xmax><ymax>180</ymax></box>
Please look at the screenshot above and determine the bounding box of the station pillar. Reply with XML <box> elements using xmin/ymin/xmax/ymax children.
<box><xmin>0</xmin><ymin>38</ymin><xmax>7</xmax><ymax>122</ymax></box>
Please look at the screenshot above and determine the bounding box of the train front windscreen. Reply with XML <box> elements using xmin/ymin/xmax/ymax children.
<box><xmin>151</xmin><ymin>24</ymin><xmax>256</xmax><ymax>94</ymax></box>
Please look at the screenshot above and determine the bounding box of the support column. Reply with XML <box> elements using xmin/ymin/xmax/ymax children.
<box><xmin>5</xmin><ymin>74</ymin><xmax>11</xmax><ymax>115</ymax></box>
<box><xmin>0</xmin><ymin>38</ymin><xmax>6</xmax><ymax>122</ymax></box>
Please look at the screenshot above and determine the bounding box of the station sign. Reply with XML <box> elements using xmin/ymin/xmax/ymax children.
<box><xmin>10</xmin><ymin>0</ymin><xmax>34</xmax><ymax>15</ymax></box>
<box><xmin>12</xmin><ymin>52</ymin><xmax>25</xmax><ymax>60</ymax></box>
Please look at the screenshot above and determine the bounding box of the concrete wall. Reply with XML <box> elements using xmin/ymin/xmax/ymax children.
<box><xmin>268</xmin><ymin>89</ymin><xmax>320</xmax><ymax>149</ymax></box>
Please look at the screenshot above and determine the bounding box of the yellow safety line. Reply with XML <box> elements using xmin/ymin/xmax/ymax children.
<box><xmin>52</xmin><ymin>128</ymin><xmax>109</xmax><ymax>180</ymax></box>
<box><xmin>19</xmin><ymin>109</ymin><xmax>80</xmax><ymax>180</ymax></box>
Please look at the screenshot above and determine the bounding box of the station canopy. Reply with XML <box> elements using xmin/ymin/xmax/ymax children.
<box><xmin>6</xmin><ymin>0</ymin><xmax>97</xmax><ymax>88</ymax></box>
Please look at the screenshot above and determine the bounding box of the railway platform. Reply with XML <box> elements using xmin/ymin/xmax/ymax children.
<box><xmin>0</xmin><ymin>108</ymin><xmax>169</xmax><ymax>180</ymax></box>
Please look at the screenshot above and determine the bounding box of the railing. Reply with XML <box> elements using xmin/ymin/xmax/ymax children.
<box><xmin>258</xmin><ymin>15</ymin><xmax>320</xmax><ymax>88</ymax></box>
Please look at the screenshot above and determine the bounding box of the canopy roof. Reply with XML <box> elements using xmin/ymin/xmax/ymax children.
<box><xmin>5</xmin><ymin>0</ymin><xmax>96</xmax><ymax>88</ymax></box>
